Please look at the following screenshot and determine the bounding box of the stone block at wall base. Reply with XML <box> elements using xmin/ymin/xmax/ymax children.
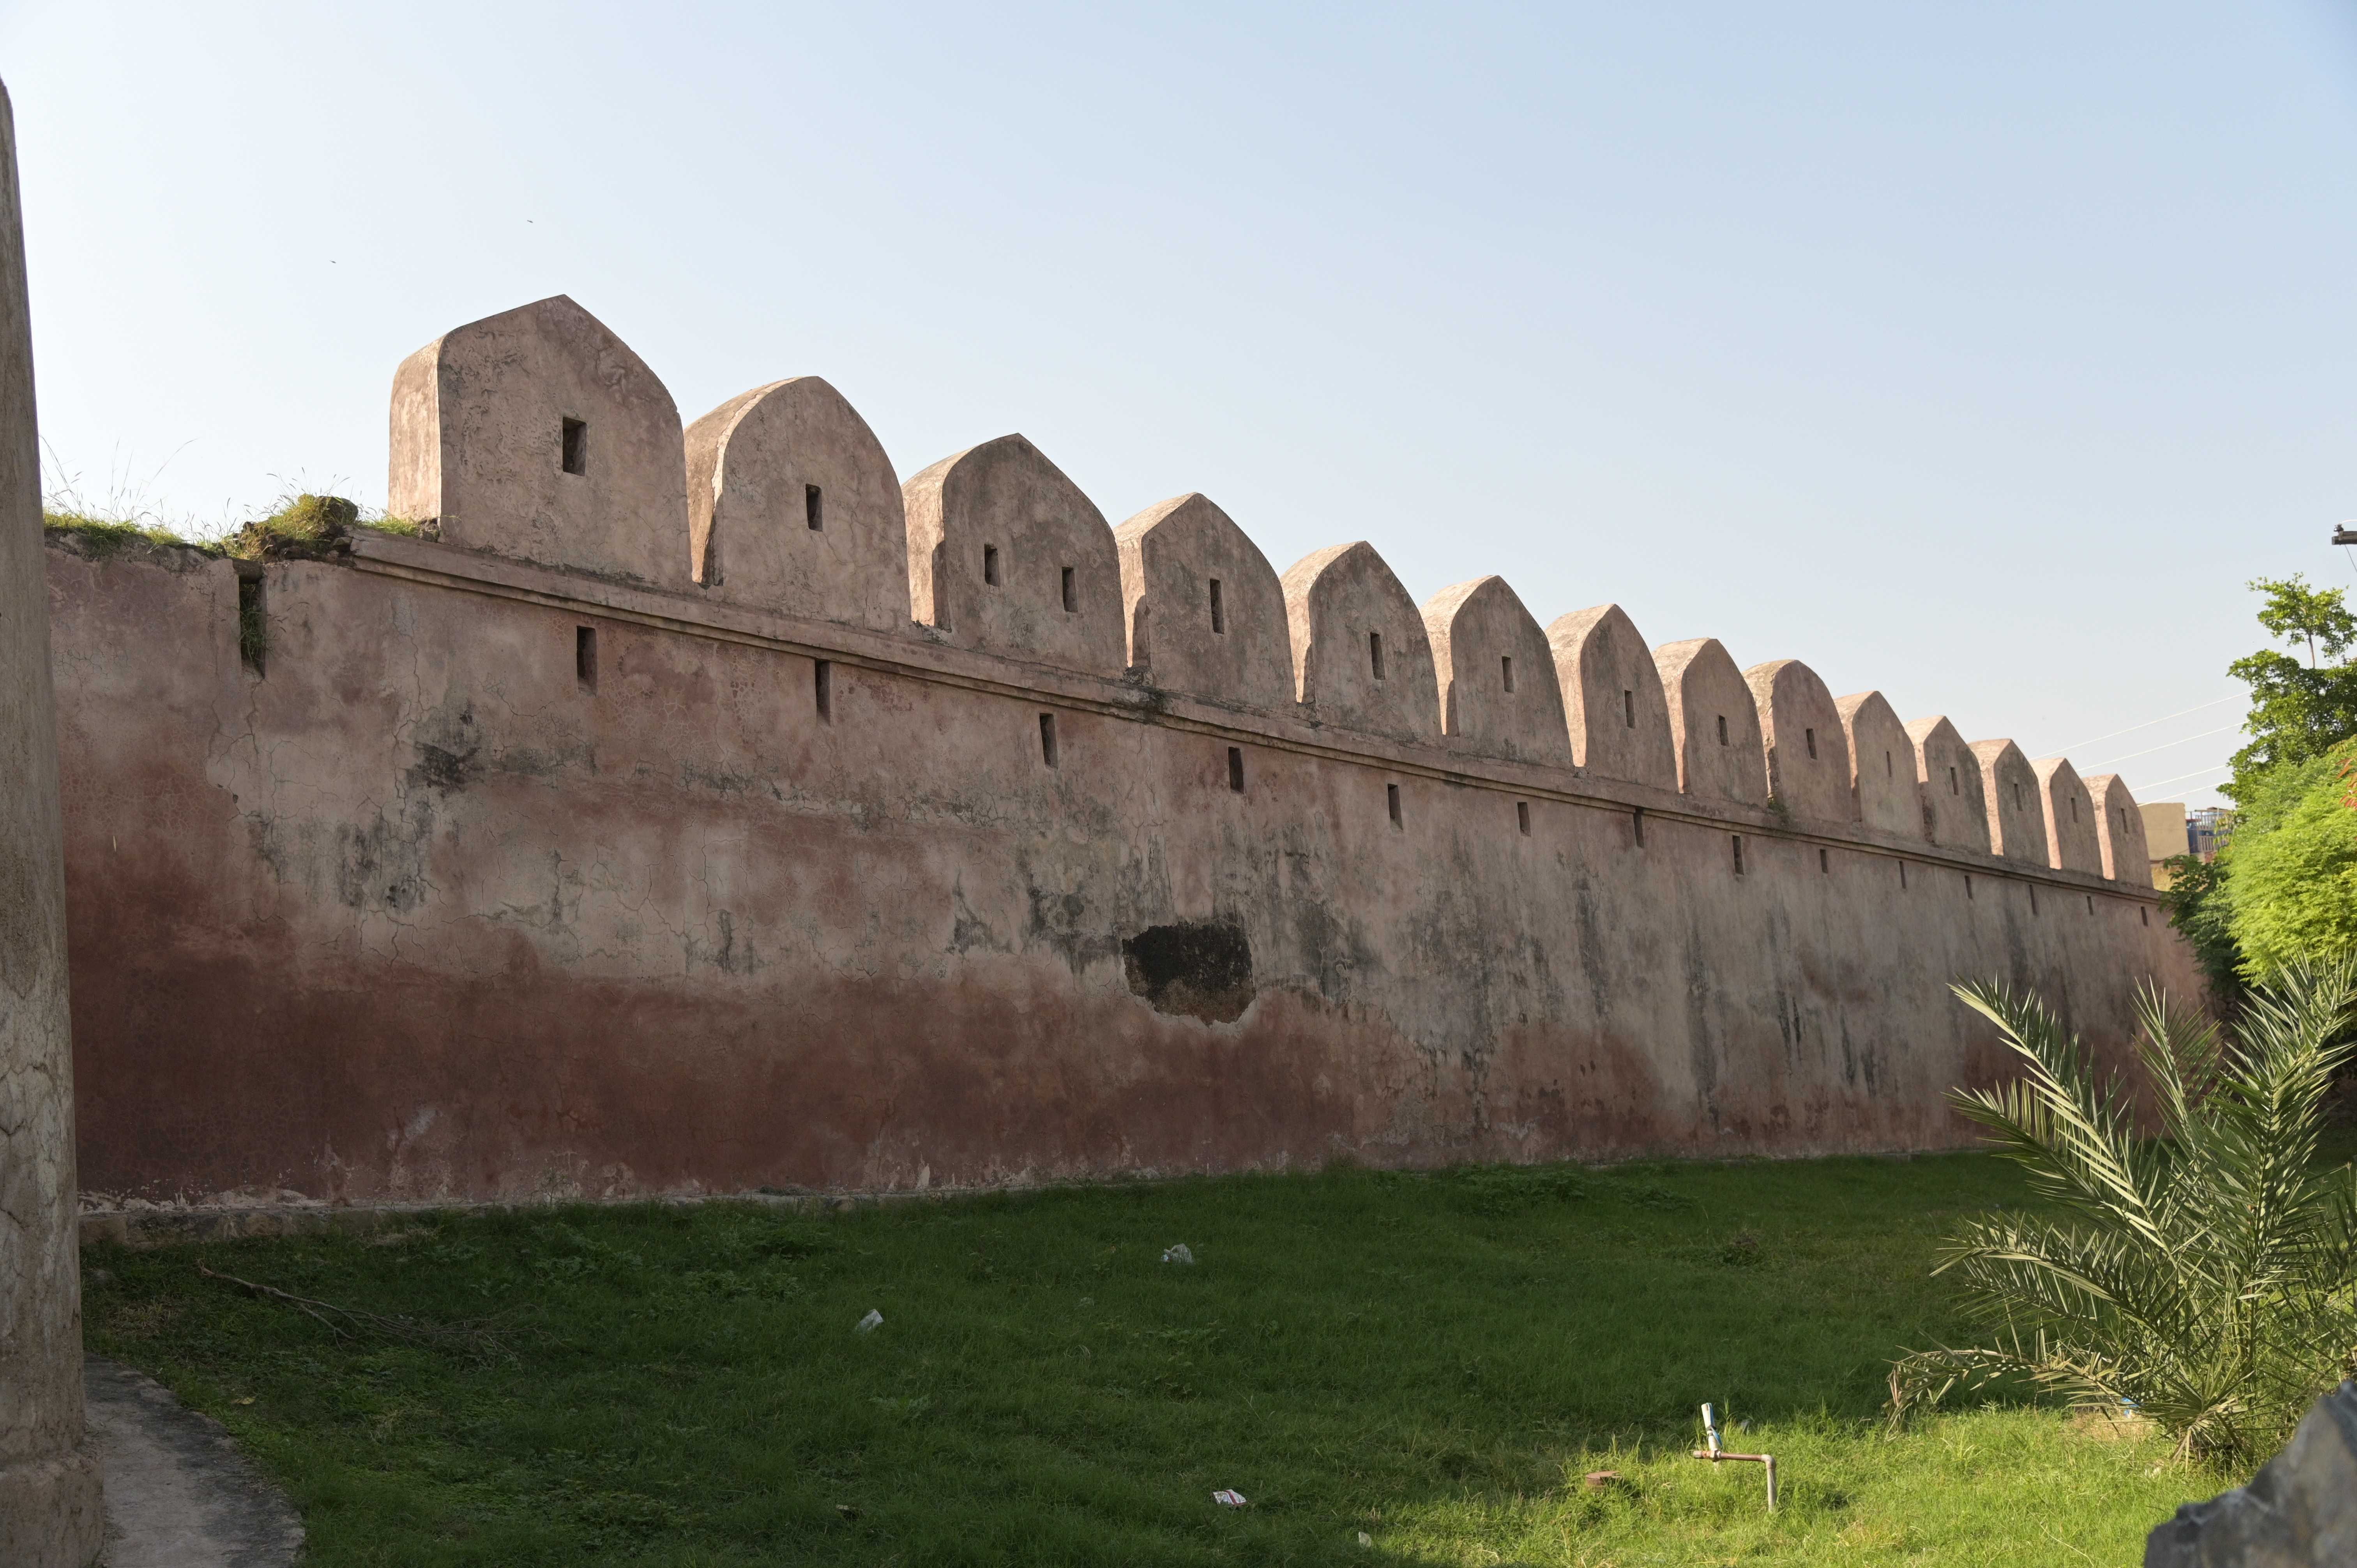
<box><xmin>2146</xmin><ymin>1381</ymin><xmax>2357</xmax><ymax>1565</ymax></box>
<box><xmin>0</xmin><ymin>1439</ymin><xmax>106</xmax><ymax>1568</ymax></box>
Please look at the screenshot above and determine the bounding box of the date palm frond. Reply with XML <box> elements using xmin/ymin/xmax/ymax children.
<box><xmin>1891</xmin><ymin>959</ymin><xmax>2357</xmax><ymax>1469</ymax></box>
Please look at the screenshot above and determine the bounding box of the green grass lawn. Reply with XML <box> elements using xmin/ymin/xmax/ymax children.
<box><xmin>83</xmin><ymin>1154</ymin><xmax>2218</xmax><ymax>1565</ymax></box>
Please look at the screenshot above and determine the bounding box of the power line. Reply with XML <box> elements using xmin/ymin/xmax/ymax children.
<box><xmin>2056</xmin><ymin>696</ymin><xmax>2237</xmax><ymax>755</ymax></box>
<box><xmin>2080</xmin><ymin>726</ymin><xmax>2238</xmax><ymax>770</ymax></box>
<box><xmin>2133</xmin><ymin>763</ymin><xmax>2230</xmax><ymax>792</ymax></box>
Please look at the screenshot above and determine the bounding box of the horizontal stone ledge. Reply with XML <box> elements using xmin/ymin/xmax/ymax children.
<box><xmin>331</xmin><ymin>533</ymin><xmax>2157</xmax><ymax>902</ymax></box>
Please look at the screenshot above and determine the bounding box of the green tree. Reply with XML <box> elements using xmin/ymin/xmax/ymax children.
<box><xmin>2224</xmin><ymin>575</ymin><xmax>2357</xmax><ymax>803</ymax></box>
<box><xmin>2229</xmin><ymin>746</ymin><xmax>2357</xmax><ymax>978</ymax></box>
<box><xmin>1890</xmin><ymin>963</ymin><xmax>2357</xmax><ymax>1469</ymax></box>
<box><xmin>2158</xmin><ymin>853</ymin><xmax>2241</xmax><ymax>1003</ymax></box>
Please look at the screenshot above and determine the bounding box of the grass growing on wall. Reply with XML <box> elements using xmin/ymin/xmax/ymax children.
<box><xmin>43</xmin><ymin>493</ymin><xmax>421</xmax><ymax>562</ymax></box>
<box><xmin>83</xmin><ymin>1155</ymin><xmax>2208</xmax><ymax>1566</ymax></box>
<box><xmin>42</xmin><ymin>510</ymin><xmax>205</xmax><ymax>558</ymax></box>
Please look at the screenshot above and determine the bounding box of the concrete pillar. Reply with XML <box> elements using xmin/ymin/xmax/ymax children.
<box><xmin>0</xmin><ymin>78</ymin><xmax>104</xmax><ymax>1566</ymax></box>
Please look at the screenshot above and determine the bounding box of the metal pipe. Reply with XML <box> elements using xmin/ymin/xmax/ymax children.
<box><xmin>1691</xmin><ymin>1404</ymin><xmax>1775</xmax><ymax>1510</ymax></box>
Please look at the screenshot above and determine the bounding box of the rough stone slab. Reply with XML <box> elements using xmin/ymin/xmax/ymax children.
<box><xmin>84</xmin><ymin>1356</ymin><xmax>300</xmax><ymax>1568</ymax></box>
<box><xmin>2147</xmin><ymin>1381</ymin><xmax>2357</xmax><ymax>1566</ymax></box>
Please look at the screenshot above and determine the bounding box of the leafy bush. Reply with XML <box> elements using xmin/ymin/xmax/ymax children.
<box><xmin>226</xmin><ymin>492</ymin><xmax>358</xmax><ymax>560</ymax></box>
<box><xmin>2228</xmin><ymin>749</ymin><xmax>2357</xmax><ymax>980</ymax></box>
<box><xmin>2158</xmin><ymin>852</ymin><xmax>2242</xmax><ymax>1004</ymax></box>
<box><xmin>1890</xmin><ymin>963</ymin><xmax>2357</xmax><ymax>1469</ymax></box>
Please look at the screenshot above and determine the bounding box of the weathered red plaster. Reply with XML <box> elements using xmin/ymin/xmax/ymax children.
<box><xmin>46</xmin><ymin>529</ymin><xmax>2199</xmax><ymax>1206</ymax></box>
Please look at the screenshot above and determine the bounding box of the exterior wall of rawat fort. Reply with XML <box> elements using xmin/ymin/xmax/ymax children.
<box><xmin>48</xmin><ymin>295</ymin><xmax>2198</xmax><ymax>1207</ymax></box>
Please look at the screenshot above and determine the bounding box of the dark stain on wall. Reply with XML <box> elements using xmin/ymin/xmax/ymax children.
<box><xmin>1122</xmin><ymin>919</ymin><xmax>1254</xmax><ymax>1023</ymax></box>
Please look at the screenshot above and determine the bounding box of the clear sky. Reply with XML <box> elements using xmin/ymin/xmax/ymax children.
<box><xmin>7</xmin><ymin>2</ymin><xmax>2355</xmax><ymax>812</ymax></box>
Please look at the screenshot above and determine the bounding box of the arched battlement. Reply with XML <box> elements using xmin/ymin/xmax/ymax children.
<box><xmin>903</xmin><ymin>434</ymin><xmax>1124</xmax><ymax>676</ymax></box>
<box><xmin>1972</xmin><ymin>739</ymin><xmax>2048</xmax><ymax>865</ymax></box>
<box><xmin>2085</xmin><ymin>773</ymin><xmax>2151</xmax><ymax>886</ymax></box>
<box><xmin>41</xmin><ymin>279</ymin><xmax>2202</xmax><ymax>1221</ymax></box>
<box><xmin>2034</xmin><ymin>756</ymin><xmax>2103</xmax><ymax>875</ymax></box>
<box><xmin>1906</xmin><ymin>717</ymin><xmax>1989</xmax><ymax>852</ymax></box>
<box><xmin>1113</xmin><ymin>494</ymin><xmax>1291</xmax><ymax>711</ymax></box>
<box><xmin>1836</xmin><ymin>692</ymin><xmax>1917</xmax><ymax>835</ymax></box>
<box><xmin>1744</xmin><ymin>659</ymin><xmax>1853</xmax><ymax>823</ymax></box>
<box><xmin>1547</xmin><ymin>605</ymin><xmax>1675</xmax><ymax>789</ymax></box>
<box><xmin>1421</xmin><ymin>576</ymin><xmax>1573</xmax><ymax>767</ymax></box>
<box><xmin>389</xmin><ymin>295</ymin><xmax>687</xmax><ymax>586</ymax></box>
<box><xmin>1280</xmin><ymin>541</ymin><xmax>1440</xmax><ymax>743</ymax></box>
<box><xmin>683</xmin><ymin>377</ymin><xmax>912</xmax><ymax>635</ymax></box>
<box><xmin>1655</xmin><ymin>638</ymin><xmax>1767</xmax><ymax>806</ymax></box>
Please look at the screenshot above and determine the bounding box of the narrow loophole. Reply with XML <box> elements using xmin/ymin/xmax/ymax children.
<box><xmin>805</xmin><ymin>484</ymin><xmax>824</xmax><ymax>531</ymax></box>
<box><xmin>1387</xmin><ymin>782</ymin><xmax>1402</xmax><ymax>826</ymax></box>
<box><xmin>237</xmin><ymin>575</ymin><xmax>266</xmax><ymax>675</ymax></box>
<box><xmin>575</xmin><ymin>625</ymin><xmax>597</xmax><ymax>693</ymax></box>
<box><xmin>1209</xmin><ymin>578</ymin><xmax>1225</xmax><ymax>634</ymax></box>
<box><xmin>2070</xmin><ymin>797</ymin><xmax>2079</xmax><ymax>822</ymax></box>
<box><xmin>1369</xmin><ymin>632</ymin><xmax>1386</xmax><ymax>681</ymax></box>
<box><xmin>2141</xmin><ymin>905</ymin><xmax>2149</xmax><ymax>927</ymax></box>
<box><xmin>1949</xmin><ymin>766</ymin><xmax>1959</xmax><ymax>796</ymax></box>
<box><xmin>1632</xmin><ymin>807</ymin><xmax>1646</xmax><ymax>847</ymax></box>
<box><xmin>814</xmin><ymin>659</ymin><xmax>832</xmax><ymax>723</ymax></box>
<box><xmin>1966</xmin><ymin>874</ymin><xmax>1975</xmax><ymax>900</ymax></box>
<box><xmin>1039</xmin><ymin>712</ymin><xmax>1058</xmax><ymax>767</ymax></box>
<box><xmin>1501</xmin><ymin>655</ymin><xmax>1515</xmax><ymax>693</ymax></box>
<box><xmin>1060</xmin><ymin>566</ymin><xmax>1076</xmax><ymax>613</ymax></box>
<box><xmin>1805</xmin><ymin>726</ymin><xmax>1817</xmax><ymax>761</ymax></box>
<box><xmin>1818</xmin><ymin>847</ymin><xmax>1829</xmax><ymax>873</ymax></box>
<box><xmin>1732</xmin><ymin>834</ymin><xmax>1745</xmax><ymax>875</ymax></box>
<box><xmin>2086</xmin><ymin>895</ymin><xmax>2094</xmax><ymax>915</ymax></box>
<box><xmin>983</xmin><ymin>545</ymin><xmax>1001</xmax><ymax>586</ymax></box>
<box><xmin>1227</xmin><ymin>747</ymin><xmax>1244</xmax><ymax>793</ymax></box>
<box><xmin>561</xmin><ymin>417</ymin><xmax>588</xmax><ymax>476</ymax></box>
<box><xmin>1516</xmin><ymin>800</ymin><xmax>1531</xmax><ymax>835</ymax></box>
<box><xmin>1885</xmin><ymin>750</ymin><xmax>1893</xmax><ymax>778</ymax></box>
<box><xmin>1716</xmin><ymin>714</ymin><xmax>1728</xmax><ymax>747</ymax></box>
<box><xmin>1623</xmin><ymin>689</ymin><xmax>1635</xmax><ymax>728</ymax></box>
<box><xmin>2030</xmin><ymin>885</ymin><xmax>2039</xmax><ymax>915</ymax></box>
<box><xmin>1899</xmin><ymin>860</ymin><xmax>1909</xmax><ymax>890</ymax></box>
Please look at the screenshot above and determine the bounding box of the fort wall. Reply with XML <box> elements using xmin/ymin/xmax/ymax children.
<box><xmin>0</xmin><ymin>78</ymin><xmax>104</xmax><ymax>1568</ymax></box>
<box><xmin>48</xmin><ymin>295</ymin><xmax>2200</xmax><ymax>1206</ymax></box>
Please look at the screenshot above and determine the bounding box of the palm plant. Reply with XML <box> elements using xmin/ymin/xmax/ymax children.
<box><xmin>1887</xmin><ymin>959</ymin><xmax>2357</xmax><ymax>1469</ymax></box>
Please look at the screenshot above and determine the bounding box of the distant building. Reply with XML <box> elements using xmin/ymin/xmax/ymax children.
<box><xmin>2140</xmin><ymin>802</ymin><xmax>2233</xmax><ymax>888</ymax></box>
<box><xmin>2141</xmin><ymin>803</ymin><xmax>2187</xmax><ymax>888</ymax></box>
<box><xmin>2189</xmin><ymin>806</ymin><xmax>2235</xmax><ymax>862</ymax></box>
